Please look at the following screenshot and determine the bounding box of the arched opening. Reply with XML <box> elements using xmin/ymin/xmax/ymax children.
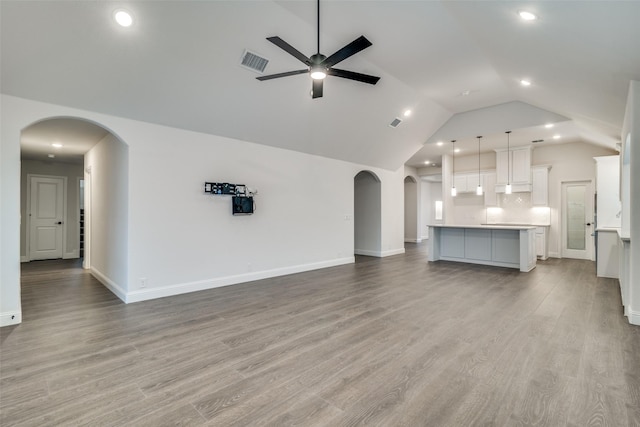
<box><xmin>404</xmin><ymin>176</ymin><xmax>419</xmax><ymax>243</ymax></box>
<box><xmin>354</xmin><ymin>170</ymin><xmax>382</xmax><ymax>257</ymax></box>
<box><xmin>20</xmin><ymin>116</ymin><xmax>129</xmax><ymax>303</ymax></box>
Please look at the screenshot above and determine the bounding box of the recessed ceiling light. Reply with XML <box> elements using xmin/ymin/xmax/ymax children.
<box><xmin>520</xmin><ymin>79</ymin><xmax>532</xmax><ymax>87</ymax></box>
<box><xmin>553</xmin><ymin>135</ymin><xmax>561</xmax><ymax>140</ymax></box>
<box><xmin>51</xmin><ymin>143</ymin><xmax>63</xmax><ymax>148</ymax></box>
<box><xmin>461</xmin><ymin>90</ymin><xmax>471</xmax><ymax>96</ymax></box>
<box><xmin>518</xmin><ymin>10</ymin><xmax>538</xmax><ymax>21</ymax></box>
<box><xmin>437</xmin><ymin>141</ymin><xmax>444</xmax><ymax>146</ymax></box>
<box><xmin>403</xmin><ymin>110</ymin><xmax>412</xmax><ymax>117</ymax></box>
<box><xmin>114</xmin><ymin>9</ymin><xmax>134</xmax><ymax>27</ymax></box>
<box><xmin>48</xmin><ymin>154</ymin><xmax>55</xmax><ymax>158</ymax></box>
<box><xmin>545</xmin><ymin>123</ymin><xmax>554</xmax><ymax>128</ymax></box>
<box><xmin>454</xmin><ymin>148</ymin><xmax>461</xmax><ymax>153</ymax></box>
<box><xmin>424</xmin><ymin>160</ymin><xmax>430</xmax><ymax>165</ymax></box>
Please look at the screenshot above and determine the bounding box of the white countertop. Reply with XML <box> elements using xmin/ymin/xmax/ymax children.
<box><xmin>483</xmin><ymin>223</ymin><xmax>550</xmax><ymax>227</ymax></box>
<box><xmin>429</xmin><ymin>224</ymin><xmax>536</xmax><ymax>230</ymax></box>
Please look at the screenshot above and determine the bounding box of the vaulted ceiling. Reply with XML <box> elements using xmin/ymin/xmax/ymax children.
<box><xmin>2</xmin><ymin>1</ymin><xmax>639</xmax><ymax>170</ymax></box>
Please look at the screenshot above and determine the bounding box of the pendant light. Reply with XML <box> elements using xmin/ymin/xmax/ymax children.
<box><xmin>505</xmin><ymin>131</ymin><xmax>512</xmax><ymax>194</ymax></box>
<box><xmin>476</xmin><ymin>136</ymin><xmax>483</xmax><ymax>196</ymax></box>
<box><xmin>451</xmin><ymin>139</ymin><xmax>457</xmax><ymax>197</ymax></box>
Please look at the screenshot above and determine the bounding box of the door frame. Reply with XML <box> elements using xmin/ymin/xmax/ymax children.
<box><xmin>26</xmin><ymin>173</ymin><xmax>68</xmax><ymax>262</ymax></box>
<box><xmin>560</xmin><ymin>179</ymin><xmax>595</xmax><ymax>260</ymax></box>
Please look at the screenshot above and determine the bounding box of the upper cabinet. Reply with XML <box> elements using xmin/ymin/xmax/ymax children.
<box><xmin>531</xmin><ymin>165</ymin><xmax>551</xmax><ymax>206</ymax></box>
<box><xmin>453</xmin><ymin>172</ymin><xmax>482</xmax><ymax>193</ymax></box>
<box><xmin>495</xmin><ymin>146</ymin><xmax>532</xmax><ymax>193</ymax></box>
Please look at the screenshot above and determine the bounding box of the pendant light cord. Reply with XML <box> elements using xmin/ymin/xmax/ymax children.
<box><xmin>317</xmin><ymin>0</ymin><xmax>320</xmax><ymax>54</ymax></box>
<box><xmin>477</xmin><ymin>136</ymin><xmax>482</xmax><ymax>181</ymax></box>
<box><xmin>506</xmin><ymin>131</ymin><xmax>511</xmax><ymax>185</ymax></box>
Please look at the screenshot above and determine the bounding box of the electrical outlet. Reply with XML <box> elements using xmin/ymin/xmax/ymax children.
<box><xmin>140</xmin><ymin>278</ymin><xmax>147</xmax><ymax>288</ymax></box>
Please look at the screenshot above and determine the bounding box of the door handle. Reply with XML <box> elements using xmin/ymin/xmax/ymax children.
<box><xmin>586</xmin><ymin>223</ymin><xmax>592</xmax><ymax>226</ymax></box>
<box><xmin>56</xmin><ymin>221</ymin><xmax>63</xmax><ymax>225</ymax></box>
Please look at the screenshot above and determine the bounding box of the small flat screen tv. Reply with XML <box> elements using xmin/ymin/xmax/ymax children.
<box><xmin>232</xmin><ymin>196</ymin><xmax>254</xmax><ymax>215</ymax></box>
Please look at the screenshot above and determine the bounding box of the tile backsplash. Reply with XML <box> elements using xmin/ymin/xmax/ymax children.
<box><xmin>485</xmin><ymin>193</ymin><xmax>551</xmax><ymax>225</ymax></box>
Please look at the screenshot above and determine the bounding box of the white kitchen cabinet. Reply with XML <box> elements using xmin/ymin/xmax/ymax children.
<box><xmin>453</xmin><ymin>172</ymin><xmax>482</xmax><ymax>194</ymax></box>
<box><xmin>531</xmin><ymin>165</ymin><xmax>551</xmax><ymax>206</ymax></box>
<box><xmin>495</xmin><ymin>146</ymin><xmax>532</xmax><ymax>192</ymax></box>
<box><xmin>594</xmin><ymin>156</ymin><xmax>621</xmax><ymax>228</ymax></box>
<box><xmin>483</xmin><ymin>172</ymin><xmax>497</xmax><ymax>206</ymax></box>
<box><xmin>535</xmin><ymin>226</ymin><xmax>549</xmax><ymax>260</ymax></box>
<box><xmin>597</xmin><ymin>229</ymin><xmax>619</xmax><ymax>278</ymax></box>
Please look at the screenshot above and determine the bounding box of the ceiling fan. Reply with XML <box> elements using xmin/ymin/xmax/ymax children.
<box><xmin>256</xmin><ymin>0</ymin><xmax>380</xmax><ymax>98</ymax></box>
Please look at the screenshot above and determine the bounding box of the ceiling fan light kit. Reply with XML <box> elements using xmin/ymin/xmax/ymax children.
<box><xmin>256</xmin><ymin>0</ymin><xmax>380</xmax><ymax>98</ymax></box>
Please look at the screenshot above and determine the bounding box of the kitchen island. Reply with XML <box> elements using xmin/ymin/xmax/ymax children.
<box><xmin>428</xmin><ymin>225</ymin><xmax>537</xmax><ymax>272</ymax></box>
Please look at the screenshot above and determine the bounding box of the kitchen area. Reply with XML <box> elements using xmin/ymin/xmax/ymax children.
<box><xmin>417</xmin><ymin>138</ymin><xmax>620</xmax><ymax>274</ymax></box>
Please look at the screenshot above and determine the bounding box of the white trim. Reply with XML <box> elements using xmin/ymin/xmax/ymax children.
<box><xmin>355</xmin><ymin>249</ymin><xmax>383</xmax><ymax>257</ymax></box>
<box><xmin>404</xmin><ymin>238</ymin><xmax>423</xmax><ymax>243</ymax></box>
<box><xmin>548</xmin><ymin>251</ymin><xmax>560</xmax><ymax>258</ymax></box>
<box><xmin>124</xmin><ymin>257</ymin><xmax>355</xmax><ymax>304</ymax></box>
<box><xmin>0</xmin><ymin>311</ymin><xmax>22</xmax><ymax>327</ymax></box>
<box><xmin>629</xmin><ymin>309</ymin><xmax>640</xmax><ymax>326</ymax></box>
<box><xmin>20</xmin><ymin>256</ymin><xmax>29</xmax><ymax>263</ymax></box>
<box><xmin>355</xmin><ymin>248</ymin><xmax>405</xmax><ymax>257</ymax></box>
<box><xmin>91</xmin><ymin>267</ymin><xmax>127</xmax><ymax>302</ymax></box>
<box><xmin>381</xmin><ymin>248</ymin><xmax>406</xmax><ymax>257</ymax></box>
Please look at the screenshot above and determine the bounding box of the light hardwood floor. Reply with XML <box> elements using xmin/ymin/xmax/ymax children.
<box><xmin>1</xmin><ymin>243</ymin><xmax>639</xmax><ymax>426</ymax></box>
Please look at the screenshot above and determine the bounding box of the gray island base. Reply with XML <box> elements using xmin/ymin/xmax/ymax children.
<box><xmin>428</xmin><ymin>225</ymin><xmax>537</xmax><ymax>272</ymax></box>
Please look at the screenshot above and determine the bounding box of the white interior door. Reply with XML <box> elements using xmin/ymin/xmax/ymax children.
<box><xmin>561</xmin><ymin>181</ymin><xmax>594</xmax><ymax>260</ymax></box>
<box><xmin>29</xmin><ymin>176</ymin><xmax>65</xmax><ymax>260</ymax></box>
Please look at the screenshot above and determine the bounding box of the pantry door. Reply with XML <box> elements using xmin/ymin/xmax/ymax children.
<box><xmin>561</xmin><ymin>181</ymin><xmax>594</xmax><ymax>260</ymax></box>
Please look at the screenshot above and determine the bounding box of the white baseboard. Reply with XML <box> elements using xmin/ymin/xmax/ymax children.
<box><xmin>548</xmin><ymin>251</ymin><xmax>560</xmax><ymax>258</ymax></box>
<box><xmin>355</xmin><ymin>248</ymin><xmax>405</xmax><ymax>257</ymax></box>
<box><xmin>381</xmin><ymin>248</ymin><xmax>405</xmax><ymax>257</ymax></box>
<box><xmin>125</xmin><ymin>256</ymin><xmax>355</xmax><ymax>304</ymax></box>
<box><xmin>404</xmin><ymin>238</ymin><xmax>423</xmax><ymax>243</ymax></box>
<box><xmin>421</xmin><ymin>235</ymin><xmax>429</xmax><ymax>240</ymax></box>
<box><xmin>20</xmin><ymin>256</ymin><xmax>29</xmax><ymax>263</ymax></box>
<box><xmin>628</xmin><ymin>308</ymin><xmax>640</xmax><ymax>326</ymax></box>
<box><xmin>0</xmin><ymin>311</ymin><xmax>22</xmax><ymax>327</ymax></box>
<box><xmin>91</xmin><ymin>267</ymin><xmax>127</xmax><ymax>303</ymax></box>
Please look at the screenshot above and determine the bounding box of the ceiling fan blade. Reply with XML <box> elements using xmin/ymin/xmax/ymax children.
<box><xmin>312</xmin><ymin>79</ymin><xmax>323</xmax><ymax>98</ymax></box>
<box><xmin>327</xmin><ymin>68</ymin><xmax>380</xmax><ymax>85</ymax></box>
<box><xmin>266</xmin><ymin>36</ymin><xmax>311</xmax><ymax>65</ymax></box>
<box><xmin>322</xmin><ymin>36</ymin><xmax>372</xmax><ymax>68</ymax></box>
<box><xmin>256</xmin><ymin>69</ymin><xmax>308</xmax><ymax>81</ymax></box>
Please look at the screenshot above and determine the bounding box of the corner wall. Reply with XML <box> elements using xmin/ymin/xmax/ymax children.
<box><xmin>85</xmin><ymin>133</ymin><xmax>129</xmax><ymax>299</ymax></box>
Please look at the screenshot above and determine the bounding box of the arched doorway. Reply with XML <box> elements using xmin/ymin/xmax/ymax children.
<box><xmin>404</xmin><ymin>176</ymin><xmax>418</xmax><ymax>243</ymax></box>
<box><xmin>354</xmin><ymin>170</ymin><xmax>382</xmax><ymax>256</ymax></box>
<box><xmin>20</xmin><ymin>116</ymin><xmax>129</xmax><ymax>300</ymax></box>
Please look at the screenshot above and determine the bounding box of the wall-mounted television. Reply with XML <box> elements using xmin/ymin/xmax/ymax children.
<box><xmin>232</xmin><ymin>196</ymin><xmax>254</xmax><ymax>215</ymax></box>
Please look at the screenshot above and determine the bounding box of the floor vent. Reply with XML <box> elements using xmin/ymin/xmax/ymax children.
<box><xmin>240</xmin><ymin>50</ymin><xmax>269</xmax><ymax>74</ymax></box>
<box><xmin>389</xmin><ymin>118</ymin><xmax>402</xmax><ymax>128</ymax></box>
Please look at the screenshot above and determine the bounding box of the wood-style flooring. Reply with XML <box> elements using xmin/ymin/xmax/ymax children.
<box><xmin>1</xmin><ymin>243</ymin><xmax>639</xmax><ymax>426</ymax></box>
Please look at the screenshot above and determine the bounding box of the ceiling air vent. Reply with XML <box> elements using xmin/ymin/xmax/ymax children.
<box><xmin>240</xmin><ymin>50</ymin><xmax>269</xmax><ymax>74</ymax></box>
<box><xmin>389</xmin><ymin>118</ymin><xmax>402</xmax><ymax>128</ymax></box>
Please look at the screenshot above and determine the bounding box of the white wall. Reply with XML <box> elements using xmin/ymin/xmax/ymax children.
<box><xmin>355</xmin><ymin>171</ymin><xmax>382</xmax><ymax>255</ymax></box>
<box><xmin>404</xmin><ymin>177</ymin><xmax>418</xmax><ymax>241</ymax></box>
<box><xmin>420</xmin><ymin>180</ymin><xmax>443</xmax><ymax>239</ymax></box>
<box><xmin>620</xmin><ymin>80</ymin><xmax>640</xmax><ymax>325</ymax></box>
<box><xmin>1</xmin><ymin>95</ymin><xmax>407</xmax><ymax>324</ymax></box>
<box><xmin>85</xmin><ymin>133</ymin><xmax>129</xmax><ymax>298</ymax></box>
<box><xmin>20</xmin><ymin>160</ymin><xmax>84</xmax><ymax>261</ymax></box>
